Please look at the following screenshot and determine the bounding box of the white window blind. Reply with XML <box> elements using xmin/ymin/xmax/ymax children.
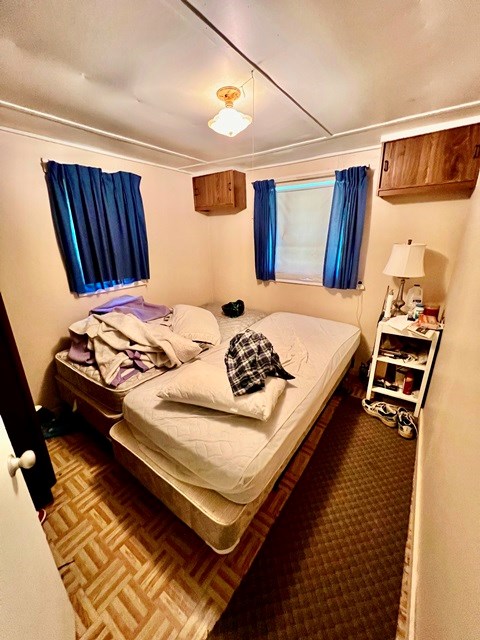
<box><xmin>275</xmin><ymin>179</ymin><xmax>334</xmax><ymax>284</ymax></box>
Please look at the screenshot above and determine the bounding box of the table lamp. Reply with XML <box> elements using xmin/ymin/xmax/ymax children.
<box><xmin>383</xmin><ymin>239</ymin><xmax>426</xmax><ymax>316</ymax></box>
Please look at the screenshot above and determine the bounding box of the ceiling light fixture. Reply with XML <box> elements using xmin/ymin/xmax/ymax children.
<box><xmin>208</xmin><ymin>86</ymin><xmax>252</xmax><ymax>137</ymax></box>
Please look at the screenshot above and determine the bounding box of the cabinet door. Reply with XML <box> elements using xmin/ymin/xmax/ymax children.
<box><xmin>379</xmin><ymin>124</ymin><xmax>480</xmax><ymax>197</ymax></box>
<box><xmin>212</xmin><ymin>170</ymin><xmax>235</xmax><ymax>207</ymax></box>
<box><xmin>192</xmin><ymin>174</ymin><xmax>213</xmax><ymax>210</ymax></box>
<box><xmin>429</xmin><ymin>124</ymin><xmax>480</xmax><ymax>186</ymax></box>
<box><xmin>380</xmin><ymin>135</ymin><xmax>432</xmax><ymax>192</ymax></box>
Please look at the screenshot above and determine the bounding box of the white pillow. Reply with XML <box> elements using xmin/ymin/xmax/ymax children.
<box><xmin>171</xmin><ymin>304</ymin><xmax>221</xmax><ymax>346</ymax></box>
<box><xmin>157</xmin><ymin>360</ymin><xmax>286</xmax><ymax>421</ymax></box>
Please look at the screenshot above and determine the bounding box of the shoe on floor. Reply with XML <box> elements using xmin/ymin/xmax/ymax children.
<box><xmin>361</xmin><ymin>399</ymin><xmax>398</xmax><ymax>428</ymax></box>
<box><xmin>397</xmin><ymin>408</ymin><xmax>418</xmax><ymax>439</ymax></box>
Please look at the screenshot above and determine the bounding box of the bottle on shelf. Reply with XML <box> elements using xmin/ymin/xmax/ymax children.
<box><xmin>413</xmin><ymin>304</ymin><xmax>425</xmax><ymax>320</ymax></box>
<box><xmin>384</xmin><ymin>289</ymin><xmax>394</xmax><ymax>319</ymax></box>
<box><xmin>405</xmin><ymin>283</ymin><xmax>423</xmax><ymax>319</ymax></box>
<box><xmin>403</xmin><ymin>371</ymin><xmax>414</xmax><ymax>395</ymax></box>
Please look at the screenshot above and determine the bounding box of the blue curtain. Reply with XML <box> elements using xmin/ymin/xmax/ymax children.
<box><xmin>46</xmin><ymin>162</ymin><xmax>150</xmax><ymax>294</ymax></box>
<box><xmin>253</xmin><ymin>179</ymin><xmax>277</xmax><ymax>281</ymax></box>
<box><xmin>322</xmin><ymin>166</ymin><xmax>368</xmax><ymax>289</ymax></box>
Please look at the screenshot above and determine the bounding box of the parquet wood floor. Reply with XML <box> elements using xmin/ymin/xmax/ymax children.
<box><xmin>44</xmin><ymin>393</ymin><xmax>343</xmax><ymax>640</ymax></box>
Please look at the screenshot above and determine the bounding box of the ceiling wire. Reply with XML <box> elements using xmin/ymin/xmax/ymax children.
<box><xmin>251</xmin><ymin>70</ymin><xmax>255</xmax><ymax>171</ymax></box>
<box><xmin>179</xmin><ymin>0</ymin><xmax>333</xmax><ymax>136</ymax></box>
<box><xmin>239</xmin><ymin>74</ymin><xmax>253</xmax><ymax>94</ymax></box>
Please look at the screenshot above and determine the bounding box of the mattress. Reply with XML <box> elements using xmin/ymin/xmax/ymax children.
<box><xmin>121</xmin><ymin>312</ymin><xmax>360</xmax><ymax>504</ymax></box>
<box><xmin>55</xmin><ymin>304</ymin><xmax>267</xmax><ymax>414</ymax></box>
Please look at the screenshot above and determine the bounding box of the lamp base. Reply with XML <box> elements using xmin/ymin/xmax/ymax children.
<box><xmin>391</xmin><ymin>278</ymin><xmax>407</xmax><ymax>316</ymax></box>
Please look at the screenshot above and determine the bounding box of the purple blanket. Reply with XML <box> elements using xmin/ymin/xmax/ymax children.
<box><xmin>89</xmin><ymin>295</ymin><xmax>171</xmax><ymax>322</ymax></box>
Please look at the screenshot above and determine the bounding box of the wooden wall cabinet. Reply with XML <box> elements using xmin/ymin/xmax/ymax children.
<box><xmin>193</xmin><ymin>170</ymin><xmax>246</xmax><ymax>214</ymax></box>
<box><xmin>378</xmin><ymin>123</ymin><xmax>480</xmax><ymax>198</ymax></box>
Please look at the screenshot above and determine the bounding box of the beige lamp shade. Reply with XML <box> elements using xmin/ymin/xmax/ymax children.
<box><xmin>383</xmin><ymin>242</ymin><xmax>426</xmax><ymax>278</ymax></box>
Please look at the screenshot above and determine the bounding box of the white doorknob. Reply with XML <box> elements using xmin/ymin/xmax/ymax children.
<box><xmin>7</xmin><ymin>450</ymin><xmax>36</xmax><ymax>477</ymax></box>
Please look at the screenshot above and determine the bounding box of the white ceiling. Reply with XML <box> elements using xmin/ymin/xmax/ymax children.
<box><xmin>1</xmin><ymin>0</ymin><xmax>480</xmax><ymax>174</ymax></box>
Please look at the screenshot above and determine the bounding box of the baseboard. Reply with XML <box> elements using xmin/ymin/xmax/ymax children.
<box><xmin>406</xmin><ymin>407</ymin><xmax>424</xmax><ymax>638</ymax></box>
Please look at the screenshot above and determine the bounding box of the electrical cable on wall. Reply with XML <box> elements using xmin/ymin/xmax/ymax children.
<box><xmin>356</xmin><ymin>287</ymin><xmax>363</xmax><ymax>331</ymax></box>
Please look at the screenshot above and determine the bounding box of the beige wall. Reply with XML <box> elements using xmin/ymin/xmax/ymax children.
<box><xmin>0</xmin><ymin>128</ymin><xmax>473</xmax><ymax>415</ymax></box>
<box><xmin>209</xmin><ymin>148</ymin><xmax>470</xmax><ymax>367</ymax></box>
<box><xmin>414</xmin><ymin>182</ymin><xmax>480</xmax><ymax>639</ymax></box>
<box><xmin>0</xmin><ymin>130</ymin><xmax>213</xmax><ymax>408</ymax></box>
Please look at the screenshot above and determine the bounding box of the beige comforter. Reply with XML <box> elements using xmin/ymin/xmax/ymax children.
<box><xmin>69</xmin><ymin>312</ymin><xmax>202</xmax><ymax>386</ymax></box>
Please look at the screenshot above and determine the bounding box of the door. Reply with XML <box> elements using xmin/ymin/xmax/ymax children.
<box><xmin>0</xmin><ymin>415</ymin><xmax>76</xmax><ymax>640</ymax></box>
<box><xmin>0</xmin><ymin>292</ymin><xmax>56</xmax><ymax>509</ymax></box>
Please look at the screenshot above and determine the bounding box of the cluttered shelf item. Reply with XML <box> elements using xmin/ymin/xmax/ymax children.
<box><xmin>407</xmin><ymin>313</ymin><xmax>444</xmax><ymax>338</ymax></box>
<box><xmin>378</xmin><ymin>347</ymin><xmax>428</xmax><ymax>365</ymax></box>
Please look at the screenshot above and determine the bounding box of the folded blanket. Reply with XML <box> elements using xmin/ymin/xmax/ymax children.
<box><xmin>89</xmin><ymin>295</ymin><xmax>171</xmax><ymax>322</ymax></box>
<box><xmin>69</xmin><ymin>311</ymin><xmax>202</xmax><ymax>386</ymax></box>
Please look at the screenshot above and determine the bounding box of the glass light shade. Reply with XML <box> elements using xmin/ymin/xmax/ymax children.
<box><xmin>383</xmin><ymin>243</ymin><xmax>426</xmax><ymax>278</ymax></box>
<box><xmin>208</xmin><ymin>106</ymin><xmax>252</xmax><ymax>137</ymax></box>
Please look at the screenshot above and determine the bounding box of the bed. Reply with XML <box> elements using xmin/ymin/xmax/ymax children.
<box><xmin>54</xmin><ymin>302</ymin><xmax>267</xmax><ymax>436</ymax></box>
<box><xmin>109</xmin><ymin>311</ymin><xmax>360</xmax><ymax>553</ymax></box>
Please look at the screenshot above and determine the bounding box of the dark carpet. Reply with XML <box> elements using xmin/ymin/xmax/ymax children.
<box><xmin>208</xmin><ymin>395</ymin><xmax>416</xmax><ymax>640</ymax></box>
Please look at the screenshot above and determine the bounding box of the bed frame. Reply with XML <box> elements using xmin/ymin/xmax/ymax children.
<box><xmin>109</xmin><ymin>360</ymin><xmax>351</xmax><ymax>554</ymax></box>
<box><xmin>56</xmin><ymin>374</ymin><xmax>122</xmax><ymax>438</ymax></box>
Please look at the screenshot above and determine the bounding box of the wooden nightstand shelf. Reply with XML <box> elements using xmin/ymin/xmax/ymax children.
<box><xmin>366</xmin><ymin>319</ymin><xmax>441</xmax><ymax>417</ymax></box>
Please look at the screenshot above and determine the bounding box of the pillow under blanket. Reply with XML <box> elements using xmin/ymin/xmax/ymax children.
<box><xmin>171</xmin><ymin>304</ymin><xmax>221</xmax><ymax>346</ymax></box>
<box><xmin>157</xmin><ymin>360</ymin><xmax>287</xmax><ymax>421</ymax></box>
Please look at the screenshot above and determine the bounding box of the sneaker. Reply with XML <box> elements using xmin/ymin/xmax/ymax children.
<box><xmin>397</xmin><ymin>408</ymin><xmax>418</xmax><ymax>439</ymax></box>
<box><xmin>362</xmin><ymin>399</ymin><xmax>398</xmax><ymax>428</ymax></box>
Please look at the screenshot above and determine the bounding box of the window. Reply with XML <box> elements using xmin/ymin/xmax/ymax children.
<box><xmin>46</xmin><ymin>162</ymin><xmax>150</xmax><ymax>295</ymax></box>
<box><xmin>275</xmin><ymin>179</ymin><xmax>334</xmax><ymax>285</ymax></box>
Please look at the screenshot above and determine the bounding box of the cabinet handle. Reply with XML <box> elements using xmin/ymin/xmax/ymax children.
<box><xmin>383</xmin><ymin>160</ymin><xmax>389</xmax><ymax>172</ymax></box>
<box><xmin>473</xmin><ymin>144</ymin><xmax>480</xmax><ymax>159</ymax></box>
<box><xmin>228</xmin><ymin>182</ymin><xmax>232</xmax><ymax>191</ymax></box>
<box><xmin>193</xmin><ymin>188</ymin><xmax>199</xmax><ymax>196</ymax></box>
